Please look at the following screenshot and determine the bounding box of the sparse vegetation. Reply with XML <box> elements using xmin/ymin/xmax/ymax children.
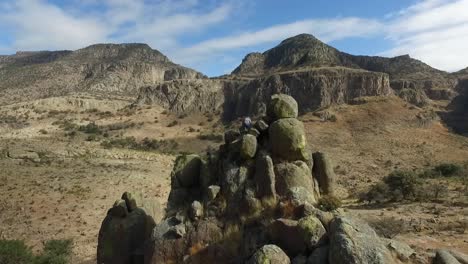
<box><xmin>318</xmin><ymin>195</ymin><xmax>342</xmax><ymax>211</ymax></box>
<box><xmin>0</xmin><ymin>239</ymin><xmax>72</xmax><ymax>264</ymax></box>
<box><xmin>101</xmin><ymin>137</ymin><xmax>179</xmax><ymax>153</ymax></box>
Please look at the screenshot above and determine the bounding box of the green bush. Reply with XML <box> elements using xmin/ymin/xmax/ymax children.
<box><xmin>360</xmin><ymin>182</ymin><xmax>389</xmax><ymax>204</ymax></box>
<box><xmin>0</xmin><ymin>240</ymin><xmax>33</xmax><ymax>264</ymax></box>
<box><xmin>0</xmin><ymin>239</ymin><xmax>72</xmax><ymax>264</ymax></box>
<box><xmin>318</xmin><ymin>195</ymin><xmax>342</xmax><ymax>211</ymax></box>
<box><xmin>434</xmin><ymin>163</ymin><xmax>463</xmax><ymax>177</ymax></box>
<box><xmin>78</xmin><ymin>123</ymin><xmax>102</xmax><ymax>134</ymax></box>
<box><xmin>384</xmin><ymin>170</ymin><xmax>421</xmax><ymax>200</ymax></box>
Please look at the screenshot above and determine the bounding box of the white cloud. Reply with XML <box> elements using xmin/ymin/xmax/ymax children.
<box><xmin>0</xmin><ymin>0</ymin><xmax>234</xmax><ymax>53</ymax></box>
<box><xmin>383</xmin><ymin>0</ymin><xmax>468</xmax><ymax>71</ymax></box>
<box><xmin>175</xmin><ymin>17</ymin><xmax>382</xmax><ymax>64</ymax></box>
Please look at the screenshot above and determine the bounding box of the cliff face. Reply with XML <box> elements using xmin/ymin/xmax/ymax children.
<box><xmin>226</xmin><ymin>68</ymin><xmax>391</xmax><ymax>119</ymax></box>
<box><xmin>135</xmin><ymin>68</ymin><xmax>390</xmax><ymax>121</ymax></box>
<box><xmin>0</xmin><ymin>44</ymin><xmax>204</xmax><ymax>105</ymax></box>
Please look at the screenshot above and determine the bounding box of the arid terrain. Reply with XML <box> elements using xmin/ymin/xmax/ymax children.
<box><xmin>0</xmin><ymin>34</ymin><xmax>467</xmax><ymax>263</ymax></box>
<box><xmin>0</xmin><ymin>93</ymin><xmax>466</xmax><ymax>263</ymax></box>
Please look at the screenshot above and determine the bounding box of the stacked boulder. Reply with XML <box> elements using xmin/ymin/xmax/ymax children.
<box><xmin>97</xmin><ymin>94</ymin><xmax>420</xmax><ymax>264</ymax></box>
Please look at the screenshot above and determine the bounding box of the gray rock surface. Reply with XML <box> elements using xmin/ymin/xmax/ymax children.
<box><xmin>312</xmin><ymin>152</ymin><xmax>336</xmax><ymax>196</ymax></box>
<box><xmin>329</xmin><ymin>216</ymin><xmax>395</xmax><ymax>264</ymax></box>
<box><xmin>268</xmin><ymin>94</ymin><xmax>299</xmax><ymax>120</ymax></box>
<box><xmin>269</xmin><ymin>118</ymin><xmax>308</xmax><ymax>161</ymax></box>
<box><xmin>247</xmin><ymin>244</ymin><xmax>291</xmax><ymax>264</ymax></box>
<box><xmin>434</xmin><ymin>250</ymin><xmax>462</xmax><ymax>264</ymax></box>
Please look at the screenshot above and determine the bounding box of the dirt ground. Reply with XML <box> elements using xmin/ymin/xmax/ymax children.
<box><xmin>0</xmin><ymin>94</ymin><xmax>467</xmax><ymax>262</ymax></box>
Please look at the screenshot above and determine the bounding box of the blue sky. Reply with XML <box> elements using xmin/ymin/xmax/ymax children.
<box><xmin>1</xmin><ymin>0</ymin><xmax>468</xmax><ymax>76</ymax></box>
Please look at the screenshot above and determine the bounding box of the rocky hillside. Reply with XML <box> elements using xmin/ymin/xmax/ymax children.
<box><xmin>0</xmin><ymin>44</ymin><xmax>204</xmax><ymax>105</ymax></box>
<box><xmin>233</xmin><ymin>34</ymin><xmax>456</xmax><ymax>98</ymax></box>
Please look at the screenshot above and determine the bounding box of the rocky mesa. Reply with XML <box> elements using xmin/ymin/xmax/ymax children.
<box><xmin>0</xmin><ymin>44</ymin><xmax>204</xmax><ymax>105</ymax></box>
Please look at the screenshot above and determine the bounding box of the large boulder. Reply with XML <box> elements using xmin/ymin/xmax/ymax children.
<box><xmin>269</xmin><ymin>118</ymin><xmax>309</xmax><ymax>161</ymax></box>
<box><xmin>329</xmin><ymin>217</ymin><xmax>396</xmax><ymax>264</ymax></box>
<box><xmin>247</xmin><ymin>244</ymin><xmax>291</xmax><ymax>264</ymax></box>
<box><xmin>434</xmin><ymin>250</ymin><xmax>462</xmax><ymax>264</ymax></box>
<box><xmin>171</xmin><ymin>154</ymin><xmax>202</xmax><ymax>188</ymax></box>
<box><xmin>312</xmin><ymin>152</ymin><xmax>336</xmax><ymax>196</ymax></box>
<box><xmin>255</xmin><ymin>154</ymin><xmax>277</xmax><ymax>201</ymax></box>
<box><xmin>297</xmin><ymin>215</ymin><xmax>327</xmax><ymax>250</ymax></box>
<box><xmin>274</xmin><ymin>161</ymin><xmax>317</xmax><ymax>204</ymax></box>
<box><xmin>97</xmin><ymin>200</ymin><xmax>155</xmax><ymax>264</ymax></box>
<box><xmin>240</xmin><ymin>134</ymin><xmax>258</xmax><ymax>159</ymax></box>
<box><xmin>268</xmin><ymin>94</ymin><xmax>299</xmax><ymax>120</ymax></box>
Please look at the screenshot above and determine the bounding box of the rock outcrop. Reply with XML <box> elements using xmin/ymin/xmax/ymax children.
<box><xmin>98</xmin><ymin>94</ymin><xmax>423</xmax><ymax>264</ymax></box>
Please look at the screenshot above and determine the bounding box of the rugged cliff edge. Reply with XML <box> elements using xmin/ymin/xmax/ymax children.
<box><xmin>0</xmin><ymin>44</ymin><xmax>204</xmax><ymax>105</ymax></box>
<box><xmin>135</xmin><ymin>68</ymin><xmax>391</xmax><ymax>121</ymax></box>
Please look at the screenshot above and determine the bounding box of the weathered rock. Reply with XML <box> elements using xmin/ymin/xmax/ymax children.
<box><xmin>171</xmin><ymin>154</ymin><xmax>202</xmax><ymax>188</ymax></box>
<box><xmin>450</xmin><ymin>250</ymin><xmax>468</xmax><ymax>264</ymax></box>
<box><xmin>254</xmin><ymin>120</ymin><xmax>269</xmax><ymax>132</ymax></box>
<box><xmin>301</xmin><ymin>205</ymin><xmax>335</xmax><ymax>231</ymax></box>
<box><xmin>307</xmin><ymin>246</ymin><xmax>329</xmax><ymax>264</ymax></box>
<box><xmin>255</xmin><ymin>154</ymin><xmax>276</xmax><ymax>200</ymax></box>
<box><xmin>268</xmin><ymin>218</ymin><xmax>306</xmax><ymax>256</ymax></box>
<box><xmin>269</xmin><ymin>118</ymin><xmax>308</xmax><ymax>161</ymax></box>
<box><xmin>240</xmin><ymin>134</ymin><xmax>258</xmax><ymax>159</ymax></box>
<box><xmin>189</xmin><ymin>201</ymin><xmax>203</xmax><ymax>221</ymax></box>
<box><xmin>297</xmin><ymin>215</ymin><xmax>327</xmax><ymax>250</ymax></box>
<box><xmin>329</xmin><ymin>216</ymin><xmax>395</xmax><ymax>264</ymax></box>
<box><xmin>97</xmin><ymin>207</ymin><xmax>155</xmax><ymax>264</ymax></box>
<box><xmin>122</xmin><ymin>192</ymin><xmax>137</xmax><ymax>212</ymax></box>
<box><xmin>398</xmin><ymin>88</ymin><xmax>430</xmax><ymax>107</ymax></box>
<box><xmin>292</xmin><ymin>255</ymin><xmax>308</xmax><ymax>264</ymax></box>
<box><xmin>382</xmin><ymin>238</ymin><xmax>415</xmax><ymax>261</ymax></box>
<box><xmin>166</xmin><ymin>224</ymin><xmax>186</xmax><ymax>239</ymax></box>
<box><xmin>286</xmin><ymin>187</ymin><xmax>317</xmax><ymax>207</ymax></box>
<box><xmin>247</xmin><ymin>244</ymin><xmax>291</xmax><ymax>264</ymax></box>
<box><xmin>207</xmin><ymin>185</ymin><xmax>221</xmax><ymax>200</ymax></box>
<box><xmin>248</xmin><ymin>128</ymin><xmax>261</xmax><ymax>137</ymax></box>
<box><xmin>225</xmin><ymin>130</ymin><xmax>241</xmax><ymax>144</ymax></box>
<box><xmin>434</xmin><ymin>250</ymin><xmax>462</xmax><ymax>264</ymax></box>
<box><xmin>312</xmin><ymin>152</ymin><xmax>336</xmax><ymax>196</ymax></box>
<box><xmin>268</xmin><ymin>94</ymin><xmax>299</xmax><ymax>120</ymax></box>
<box><xmin>109</xmin><ymin>199</ymin><xmax>128</xmax><ymax>218</ymax></box>
<box><xmin>274</xmin><ymin>161</ymin><xmax>315</xmax><ymax>199</ymax></box>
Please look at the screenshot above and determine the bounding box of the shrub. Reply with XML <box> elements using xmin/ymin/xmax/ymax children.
<box><xmin>0</xmin><ymin>239</ymin><xmax>72</xmax><ymax>264</ymax></box>
<box><xmin>78</xmin><ymin>123</ymin><xmax>102</xmax><ymax>134</ymax></box>
<box><xmin>318</xmin><ymin>195</ymin><xmax>342</xmax><ymax>211</ymax></box>
<box><xmin>38</xmin><ymin>129</ymin><xmax>48</xmax><ymax>135</ymax></box>
<box><xmin>360</xmin><ymin>182</ymin><xmax>389</xmax><ymax>204</ymax></box>
<box><xmin>383</xmin><ymin>170</ymin><xmax>421</xmax><ymax>200</ymax></box>
<box><xmin>0</xmin><ymin>240</ymin><xmax>33</xmax><ymax>264</ymax></box>
<box><xmin>434</xmin><ymin>163</ymin><xmax>463</xmax><ymax>177</ymax></box>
